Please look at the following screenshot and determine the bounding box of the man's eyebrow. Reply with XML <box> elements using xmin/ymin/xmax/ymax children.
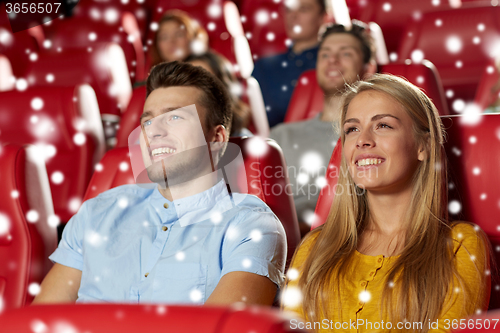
<box><xmin>140</xmin><ymin>106</ymin><xmax>185</xmax><ymax>122</ymax></box>
<box><xmin>319</xmin><ymin>45</ymin><xmax>358</xmax><ymax>53</ymax></box>
<box><xmin>343</xmin><ymin>114</ymin><xmax>401</xmax><ymax>125</ymax></box>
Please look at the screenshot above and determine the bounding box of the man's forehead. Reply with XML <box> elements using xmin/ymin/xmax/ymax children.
<box><xmin>143</xmin><ymin>86</ymin><xmax>204</xmax><ymax>115</ymax></box>
<box><xmin>320</xmin><ymin>33</ymin><xmax>362</xmax><ymax>51</ymax></box>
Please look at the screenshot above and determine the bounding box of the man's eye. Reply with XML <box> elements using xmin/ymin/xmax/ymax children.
<box><xmin>170</xmin><ymin>115</ymin><xmax>182</xmax><ymax>121</ymax></box>
<box><xmin>143</xmin><ymin>120</ymin><xmax>152</xmax><ymax>127</ymax></box>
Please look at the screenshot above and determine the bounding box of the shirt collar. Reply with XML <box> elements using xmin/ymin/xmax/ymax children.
<box><xmin>149</xmin><ymin>176</ymin><xmax>234</xmax><ymax>227</ymax></box>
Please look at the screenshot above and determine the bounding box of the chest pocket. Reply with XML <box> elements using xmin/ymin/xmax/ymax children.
<box><xmin>152</xmin><ymin>263</ymin><xmax>208</xmax><ymax>304</ymax></box>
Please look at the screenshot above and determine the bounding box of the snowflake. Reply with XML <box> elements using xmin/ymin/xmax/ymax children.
<box><xmin>452</xmin><ymin>99</ymin><xmax>465</xmax><ymax>112</ymax></box>
<box><xmin>250</xmin><ymin>229</ymin><xmax>263</xmax><ymax>242</ymax></box>
<box><xmin>246</xmin><ymin>137</ymin><xmax>268</xmax><ymax>157</ymax></box>
<box><xmin>446</xmin><ymin>36</ymin><xmax>462</xmax><ymax>54</ymax></box>
<box><xmin>255</xmin><ymin>10</ymin><xmax>270</xmax><ymax>25</ymax></box>
<box><xmin>30</xmin><ymin>320</ymin><xmax>48</xmax><ymax>333</ymax></box>
<box><xmin>282</xmin><ymin>286</ymin><xmax>302</xmax><ymax>307</ymax></box>
<box><xmin>69</xmin><ymin>198</ymin><xmax>82</xmax><ymax>213</ymax></box>
<box><xmin>211</xmin><ymin>211</ymin><xmax>223</xmax><ymax>224</ymax></box>
<box><xmin>95</xmin><ymin>163</ymin><xmax>104</xmax><ymax>172</ymax></box>
<box><xmin>359</xmin><ymin>290</ymin><xmax>371</xmax><ymax>302</ymax></box>
<box><xmin>26</xmin><ymin>210</ymin><xmax>39</xmax><ymax>223</ymax></box>
<box><xmin>118</xmin><ymin>198</ymin><xmax>128</xmax><ymax>208</ymax></box>
<box><xmin>51</xmin><ymin>171</ymin><xmax>64</xmax><ymax>184</ymax></box>
<box><xmin>16</xmin><ymin>78</ymin><xmax>28</xmax><ymax>91</ymax></box>
<box><xmin>469</xmin><ymin>136</ymin><xmax>477</xmax><ymax>144</ymax></box>
<box><xmin>73</xmin><ymin>133</ymin><xmax>86</xmax><ymax>145</ymax></box>
<box><xmin>119</xmin><ymin>162</ymin><xmax>129</xmax><ymax>171</ymax></box>
<box><xmin>293</xmin><ymin>25</ymin><xmax>302</xmax><ymax>34</ymax></box>
<box><xmin>389</xmin><ymin>52</ymin><xmax>398</xmax><ymax>62</ymax></box>
<box><xmin>104</xmin><ymin>9</ymin><xmax>119</xmax><ymax>24</ymax></box>
<box><xmin>11</xmin><ymin>190</ymin><xmax>19</xmax><ymax>198</ymax></box>
<box><xmin>207</xmin><ymin>22</ymin><xmax>216</xmax><ymax>31</ymax></box>
<box><xmin>297</xmin><ymin>172</ymin><xmax>309</xmax><ymax>185</ymax></box>
<box><xmin>207</xmin><ymin>4</ymin><xmax>222</xmax><ymax>19</ymax></box>
<box><xmin>472</xmin><ymin>167</ymin><xmax>481</xmax><ymax>176</ymax></box>
<box><xmin>48</xmin><ymin>215</ymin><xmax>60</xmax><ymax>228</ymax></box>
<box><xmin>150</xmin><ymin>22</ymin><xmax>159</xmax><ymax>31</ymax></box>
<box><xmin>0</xmin><ymin>213</ymin><xmax>10</xmax><ymax>236</ymax></box>
<box><xmin>287</xmin><ymin>268</ymin><xmax>299</xmax><ymax>281</ymax></box>
<box><xmin>459</xmin><ymin>103</ymin><xmax>482</xmax><ymax>126</ymax></box>
<box><xmin>175</xmin><ymin>251</ymin><xmax>185</xmax><ymax>261</ymax></box>
<box><xmin>382</xmin><ymin>3</ymin><xmax>391</xmax><ymax>12</ymax></box>
<box><xmin>266</xmin><ymin>32</ymin><xmax>275</xmax><ymax>41</ymax></box>
<box><xmin>300</xmin><ymin>151</ymin><xmax>324</xmax><ymax>174</ymax></box>
<box><xmin>190</xmin><ymin>289</ymin><xmax>202</xmax><ymax>302</ymax></box>
<box><xmin>445</xmin><ymin>89</ymin><xmax>454</xmax><ymax>98</ymax></box>
<box><xmin>242</xmin><ymin>258</ymin><xmax>252</xmax><ymax>268</ymax></box>
<box><xmin>156</xmin><ymin>305</ymin><xmax>167</xmax><ymax>315</ymax></box>
<box><xmin>410</xmin><ymin>50</ymin><xmax>424</xmax><ymax>63</ymax></box>
<box><xmin>315</xmin><ymin>176</ymin><xmax>327</xmax><ymax>188</ymax></box>
<box><xmin>31</xmin><ymin>97</ymin><xmax>44</xmax><ymax>110</ymax></box>
<box><xmin>29</xmin><ymin>53</ymin><xmax>38</xmax><ymax>61</ymax></box>
<box><xmin>448</xmin><ymin>200</ymin><xmax>461</xmax><ymax>214</ymax></box>
<box><xmin>28</xmin><ymin>282</ymin><xmax>41</xmax><ymax>296</ymax></box>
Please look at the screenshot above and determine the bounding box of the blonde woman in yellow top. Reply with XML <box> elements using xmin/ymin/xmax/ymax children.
<box><xmin>283</xmin><ymin>74</ymin><xmax>491</xmax><ymax>332</ymax></box>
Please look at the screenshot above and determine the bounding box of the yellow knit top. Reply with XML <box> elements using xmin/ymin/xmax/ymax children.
<box><xmin>284</xmin><ymin>223</ymin><xmax>490</xmax><ymax>332</ymax></box>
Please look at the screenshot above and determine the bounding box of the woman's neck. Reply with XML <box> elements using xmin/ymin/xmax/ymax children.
<box><xmin>357</xmin><ymin>185</ymin><xmax>414</xmax><ymax>256</ymax></box>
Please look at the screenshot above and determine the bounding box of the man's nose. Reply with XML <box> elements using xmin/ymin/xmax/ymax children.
<box><xmin>146</xmin><ymin>118</ymin><xmax>168</xmax><ymax>139</ymax></box>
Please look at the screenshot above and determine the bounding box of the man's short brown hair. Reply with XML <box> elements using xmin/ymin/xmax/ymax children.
<box><xmin>146</xmin><ymin>61</ymin><xmax>233</xmax><ymax>137</ymax></box>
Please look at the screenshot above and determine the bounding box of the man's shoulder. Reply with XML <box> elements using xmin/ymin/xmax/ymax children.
<box><xmin>86</xmin><ymin>184</ymin><xmax>155</xmax><ymax>206</ymax></box>
<box><xmin>254</xmin><ymin>51</ymin><xmax>289</xmax><ymax>69</ymax></box>
<box><xmin>270</xmin><ymin>118</ymin><xmax>318</xmax><ymax>142</ymax></box>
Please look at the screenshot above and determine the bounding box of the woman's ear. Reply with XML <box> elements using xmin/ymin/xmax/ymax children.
<box><xmin>417</xmin><ymin>133</ymin><xmax>430</xmax><ymax>161</ymax></box>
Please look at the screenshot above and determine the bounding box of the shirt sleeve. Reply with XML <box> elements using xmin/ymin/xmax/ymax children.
<box><xmin>48</xmin><ymin>200</ymin><xmax>90</xmax><ymax>271</ymax></box>
<box><xmin>220</xmin><ymin>206</ymin><xmax>287</xmax><ymax>288</ymax></box>
<box><xmin>431</xmin><ymin>223</ymin><xmax>491</xmax><ymax>332</ymax></box>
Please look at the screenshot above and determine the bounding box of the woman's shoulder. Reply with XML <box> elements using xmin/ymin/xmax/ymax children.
<box><xmin>450</xmin><ymin>221</ymin><xmax>488</xmax><ymax>258</ymax></box>
<box><xmin>291</xmin><ymin>230</ymin><xmax>321</xmax><ymax>268</ymax></box>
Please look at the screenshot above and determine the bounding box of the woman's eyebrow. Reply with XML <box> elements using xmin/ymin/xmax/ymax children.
<box><xmin>343</xmin><ymin>114</ymin><xmax>401</xmax><ymax>126</ymax></box>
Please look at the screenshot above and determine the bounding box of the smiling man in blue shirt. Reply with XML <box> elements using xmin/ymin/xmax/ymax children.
<box><xmin>33</xmin><ymin>62</ymin><xmax>287</xmax><ymax>306</ymax></box>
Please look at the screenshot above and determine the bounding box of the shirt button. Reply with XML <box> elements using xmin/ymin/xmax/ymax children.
<box><xmin>162</xmin><ymin>226</ymin><xmax>168</xmax><ymax>231</ymax></box>
<box><xmin>369</xmin><ymin>271</ymin><xmax>374</xmax><ymax>276</ymax></box>
<box><xmin>145</xmin><ymin>273</ymin><xmax>149</xmax><ymax>277</ymax></box>
<box><xmin>163</xmin><ymin>203</ymin><xmax>169</xmax><ymax>209</ymax></box>
<box><xmin>359</xmin><ymin>302</ymin><xmax>363</xmax><ymax>306</ymax></box>
<box><xmin>361</xmin><ymin>282</ymin><xmax>366</xmax><ymax>287</ymax></box>
<box><xmin>378</xmin><ymin>258</ymin><xmax>383</xmax><ymax>263</ymax></box>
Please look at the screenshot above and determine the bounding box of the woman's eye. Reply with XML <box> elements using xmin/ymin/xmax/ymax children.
<box><xmin>377</xmin><ymin>123</ymin><xmax>392</xmax><ymax>129</ymax></box>
<box><xmin>345</xmin><ymin>127</ymin><xmax>357</xmax><ymax>134</ymax></box>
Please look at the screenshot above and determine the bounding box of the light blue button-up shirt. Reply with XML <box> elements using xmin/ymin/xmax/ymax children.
<box><xmin>50</xmin><ymin>180</ymin><xmax>287</xmax><ymax>304</ymax></box>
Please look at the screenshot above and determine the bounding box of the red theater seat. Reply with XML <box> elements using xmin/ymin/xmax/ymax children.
<box><xmin>240</xmin><ymin>0</ymin><xmax>289</xmax><ymax>59</ymax></box>
<box><xmin>285</xmin><ymin>61</ymin><xmax>449</xmax><ymax>123</ymax></box>
<box><xmin>72</xmin><ymin>0</ymin><xmax>153</xmax><ymax>44</ymax></box>
<box><xmin>398</xmin><ymin>4</ymin><xmax>500</xmax><ymax>111</ymax></box>
<box><xmin>0</xmin><ymin>54</ymin><xmax>14</xmax><ymax>91</ymax></box>
<box><xmin>43</xmin><ymin>15</ymin><xmax>146</xmax><ymax>82</ymax></box>
<box><xmin>0</xmin><ymin>144</ymin><xmax>57</xmax><ymax>310</ymax></box>
<box><xmin>0</xmin><ymin>85</ymin><xmax>105</xmax><ymax>222</ymax></box>
<box><xmin>115</xmin><ymin>85</ymin><xmax>147</xmax><ymax>148</ymax></box>
<box><xmin>84</xmin><ymin>137</ymin><xmax>300</xmax><ymax>267</ymax></box>
<box><xmin>474</xmin><ymin>59</ymin><xmax>500</xmax><ymax>111</ymax></box>
<box><xmin>0</xmin><ymin>303</ymin><xmax>307</xmax><ymax>333</ymax></box>
<box><xmin>25</xmin><ymin>45</ymin><xmax>132</xmax><ymax>116</ymax></box>
<box><xmin>0</xmin><ymin>26</ymin><xmax>39</xmax><ymax>78</ymax></box>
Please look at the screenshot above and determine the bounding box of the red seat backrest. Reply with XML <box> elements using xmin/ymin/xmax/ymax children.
<box><xmin>240</xmin><ymin>0</ymin><xmax>288</xmax><ymax>59</ymax></box>
<box><xmin>0</xmin><ymin>144</ymin><xmax>57</xmax><ymax>310</ymax></box>
<box><xmin>285</xmin><ymin>61</ymin><xmax>449</xmax><ymax>123</ymax></box>
<box><xmin>43</xmin><ymin>15</ymin><xmax>145</xmax><ymax>83</ymax></box>
<box><xmin>0</xmin><ymin>86</ymin><xmax>99</xmax><ymax>222</ymax></box>
<box><xmin>398</xmin><ymin>4</ymin><xmax>500</xmax><ymax>110</ymax></box>
<box><xmin>115</xmin><ymin>85</ymin><xmax>147</xmax><ymax>148</ymax></box>
<box><xmin>26</xmin><ymin>45</ymin><xmax>131</xmax><ymax>116</ymax></box>
<box><xmin>474</xmin><ymin>59</ymin><xmax>500</xmax><ymax>110</ymax></box>
<box><xmin>0</xmin><ymin>303</ymin><xmax>308</xmax><ymax>332</ymax></box>
<box><xmin>84</xmin><ymin>137</ymin><xmax>300</xmax><ymax>267</ymax></box>
<box><xmin>0</xmin><ymin>25</ymin><xmax>39</xmax><ymax>78</ymax></box>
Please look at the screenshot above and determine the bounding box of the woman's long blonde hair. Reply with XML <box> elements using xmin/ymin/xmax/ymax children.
<box><xmin>292</xmin><ymin>74</ymin><xmax>486</xmax><ymax>331</ymax></box>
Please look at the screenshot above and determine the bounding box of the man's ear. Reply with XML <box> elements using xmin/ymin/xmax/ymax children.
<box><xmin>209</xmin><ymin>124</ymin><xmax>228</xmax><ymax>152</ymax></box>
<box><xmin>363</xmin><ymin>60</ymin><xmax>377</xmax><ymax>79</ymax></box>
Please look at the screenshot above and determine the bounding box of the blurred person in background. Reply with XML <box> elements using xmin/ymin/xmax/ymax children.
<box><xmin>186</xmin><ymin>51</ymin><xmax>252</xmax><ymax>137</ymax></box>
<box><xmin>271</xmin><ymin>22</ymin><xmax>376</xmax><ymax>237</ymax></box>
<box><xmin>252</xmin><ymin>0</ymin><xmax>327</xmax><ymax>128</ymax></box>
<box><xmin>150</xmin><ymin>9</ymin><xmax>209</xmax><ymax>66</ymax></box>
<box><xmin>484</xmin><ymin>57</ymin><xmax>500</xmax><ymax>113</ymax></box>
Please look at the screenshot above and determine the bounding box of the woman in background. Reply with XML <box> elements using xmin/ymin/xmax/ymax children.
<box><xmin>283</xmin><ymin>74</ymin><xmax>490</xmax><ymax>332</ymax></box>
<box><xmin>186</xmin><ymin>51</ymin><xmax>252</xmax><ymax>137</ymax></box>
<box><xmin>150</xmin><ymin>9</ymin><xmax>208</xmax><ymax>66</ymax></box>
